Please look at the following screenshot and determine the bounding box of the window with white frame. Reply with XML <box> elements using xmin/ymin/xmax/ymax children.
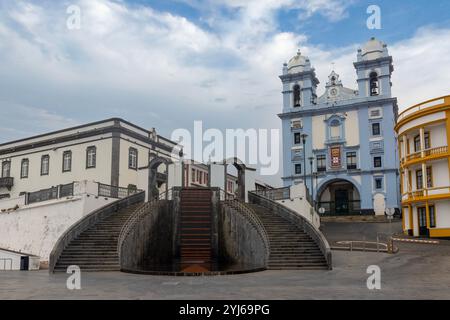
<box><xmin>20</xmin><ymin>159</ymin><xmax>29</xmax><ymax>179</ymax></box>
<box><xmin>1</xmin><ymin>161</ymin><xmax>11</xmax><ymax>178</ymax></box>
<box><xmin>63</xmin><ymin>151</ymin><xmax>72</xmax><ymax>172</ymax></box>
<box><xmin>86</xmin><ymin>146</ymin><xmax>96</xmax><ymax>168</ymax></box>
<box><xmin>41</xmin><ymin>155</ymin><xmax>50</xmax><ymax>176</ymax></box>
<box><xmin>128</xmin><ymin>148</ymin><xmax>138</xmax><ymax>169</ymax></box>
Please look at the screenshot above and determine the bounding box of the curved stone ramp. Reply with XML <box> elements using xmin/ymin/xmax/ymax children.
<box><xmin>50</xmin><ymin>193</ymin><xmax>145</xmax><ymax>273</ymax></box>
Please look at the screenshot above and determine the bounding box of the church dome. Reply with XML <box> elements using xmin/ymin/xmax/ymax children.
<box><xmin>287</xmin><ymin>50</ymin><xmax>309</xmax><ymax>74</ymax></box>
<box><xmin>360</xmin><ymin>37</ymin><xmax>386</xmax><ymax>60</ymax></box>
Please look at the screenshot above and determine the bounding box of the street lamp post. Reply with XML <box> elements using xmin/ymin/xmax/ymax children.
<box><xmin>301</xmin><ymin>133</ymin><xmax>308</xmax><ymax>185</ymax></box>
<box><xmin>308</xmin><ymin>156</ymin><xmax>315</xmax><ymax>207</ymax></box>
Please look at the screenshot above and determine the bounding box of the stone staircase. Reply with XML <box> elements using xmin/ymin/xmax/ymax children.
<box><xmin>249</xmin><ymin>204</ymin><xmax>328</xmax><ymax>270</ymax></box>
<box><xmin>53</xmin><ymin>203</ymin><xmax>142</xmax><ymax>272</ymax></box>
<box><xmin>179</xmin><ymin>188</ymin><xmax>214</xmax><ymax>268</ymax></box>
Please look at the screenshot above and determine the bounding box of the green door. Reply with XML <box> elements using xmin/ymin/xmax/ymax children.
<box><xmin>335</xmin><ymin>190</ymin><xmax>349</xmax><ymax>215</ymax></box>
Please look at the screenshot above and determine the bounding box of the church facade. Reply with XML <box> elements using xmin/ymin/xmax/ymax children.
<box><xmin>279</xmin><ymin>38</ymin><xmax>400</xmax><ymax>216</ymax></box>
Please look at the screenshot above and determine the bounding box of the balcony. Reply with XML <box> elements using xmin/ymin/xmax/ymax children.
<box><xmin>0</xmin><ymin>177</ymin><xmax>14</xmax><ymax>190</ymax></box>
<box><xmin>402</xmin><ymin>186</ymin><xmax>450</xmax><ymax>203</ymax></box>
<box><xmin>401</xmin><ymin>146</ymin><xmax>449</xmax><ymax>167</ymax></box>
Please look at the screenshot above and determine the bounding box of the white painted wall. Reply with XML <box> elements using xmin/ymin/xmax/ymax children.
<box><xmin>0</xmin><ymin>181</ymin><xmax>116</xmax><ymax>265</ymax></box>
<box><xmin>345</xmin><ymin>110</ymin><xmax>360</xmax><ymax>146</ymax></box>
<box><xmin>1</xmin><ymin>137</ymin><xmax>113</xmax><ymax>199</ymax></box>
<box><xmin>312</xmin><ymin>115</ymin><xmax>325</xmax><ymax>150</ymax></box>
<box><xmin>0</xmin><ymin>249</ymin><xmax>40</xmax><ymax>271</ymax></box>
<box><xmin>435</xmin><ymin>201</ymin><xmax>450</xmax><ymax>229</ymax></box>
<box><xmin>276</xmin><ymin>183</ymin><xmax>321</xmax><ymax>229</ymax></box>
<box><xmin>398</xmin><ymin>111</ymin><xmax>446</xmax><ymax>135</ymax></box>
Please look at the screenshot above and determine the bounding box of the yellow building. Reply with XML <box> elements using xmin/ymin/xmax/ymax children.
<box><xmin>395</xmin><ymin>95</ymin><xmax>450</xmax><ymax>238</ymax></box>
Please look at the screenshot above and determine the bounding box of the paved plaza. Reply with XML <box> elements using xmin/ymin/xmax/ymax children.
<box><xmin>1</xmin><ymin>222</ymin><xmax>449</xmax><ymax>300</ymax></box>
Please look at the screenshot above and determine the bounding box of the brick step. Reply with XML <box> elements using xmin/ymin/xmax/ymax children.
<box><xmin>181</xmin><ymin>226</ymin><xmax>211</xmax><ymax>232</ymax></box>
<box><xmin>269</xmin><ymin>256</ymin><xmax>326</xmax><ymax>261</ymax></box>
<box><xmin>270</xmin><ymin>250</ymin><xmax>322</xmax><ymax>254</ymax></box>
<box><xmin>267</xmin><ymin>266</ymin><xmax>328</xmax><ymax>270</ymax></box>
<box><xmin>59</xmin><ymin>253</ymin><xmax>117</xmax><ymax>258</ymax></box>
<box><xmin>268</xmin><ymin>262</ymin><xmax>327</xmax><ymax>267</ymax></box>
<box><xmin>54</xmin><ymin>265</ymin><xmax>120</xmax><ymax>271</ymax></box>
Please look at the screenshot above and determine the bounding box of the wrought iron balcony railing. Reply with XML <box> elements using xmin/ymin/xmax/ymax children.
<box><xmin>0</xmin><ymin>177</ymin><xmax>14</xmax><ymax>190</ymax></box>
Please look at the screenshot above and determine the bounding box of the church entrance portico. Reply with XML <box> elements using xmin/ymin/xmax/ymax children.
<box><xmin>317</xmin><ymin>179</ymin><xmax>361</xmax><ymax>216</ymax></box>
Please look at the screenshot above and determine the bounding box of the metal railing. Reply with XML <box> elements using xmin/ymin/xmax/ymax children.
<box><xmin>403</xmin><ymin>186</ymin><xmax>450</xmax><ymax>201</ymax></box>
<box><xmin>97</xmin><ymin>183</ymin><xmax>142</xmax><ymax>199</ymax></box>
<box><xmin>221</xmin><ymin>195</ymin><xmax>270</xmax><ymax>258</ymax></box>
<box><xmin>26</xmin><ymin>183</ymin><xmax>75</xmax><ymax>205</ymax></box>
<box><xmin>27</xmin><ymin>186</ymin><xmax>58</xmax><ymax>205</ymax></box>
<box><xmin>249</xmin><ymin>191</ymin><xmax>332</xmax><ymax>270</ymax></box>
<box><xmin>0</xmin><ymin>177</ymin><xmax>14</xmax><ymax>189</ymax></box>
<box><xmin>252</xmin><ymin>187</ymin><xmax>290</xmax><ymax>201</ymax></box>
<box><xmin>0</xmin><ymin>258</ymin><xmax>13</xmax><ymax>271</ymax></box>
<box><xmin>403</xmin><ymin>146</ymin><xmax>448</xmax><ymax>164</ymax></box>
<box><xmin>318</xmin><ymin>200</ymin><xmax>362</xmax><ymax>216</ymax></box>
<box><xmin>59</xmin><ymin>182</ymin><xmax>74</xmax><ymax>198</ymax></box>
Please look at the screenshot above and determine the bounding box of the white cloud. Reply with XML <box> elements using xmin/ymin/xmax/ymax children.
<box><xmin>0</xmin><ymin>0</ymin><xmax>449</xmax><ymax>185</ymax></box>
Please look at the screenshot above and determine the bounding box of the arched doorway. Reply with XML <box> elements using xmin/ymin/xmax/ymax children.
<box><xmin>223</xmin><ymin>157</ymin><xmax>246</xmax><ymax>201</ymax></box>
<box><xmin>148</xmin><ymin>154</ymin><xmax>172</xmax><ymax>200</ymax></box>
<box><xmin>317</xmin><ymin>179</ymin><xmax>361</xmax><ymax>216</ymax></box>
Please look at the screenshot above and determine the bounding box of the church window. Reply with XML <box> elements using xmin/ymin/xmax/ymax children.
<box><xmin>295</xmin><ymin>164</ymin><xmax>302</xmax><ymax>175</ymax></box>
<box><xmin>374</xmin><ymin>156</ymin><xmax>382</xmax><ymax>168</ymax></box>
<box><xmin>317</xmin><ymin>155</ymin><xmax>326</xmax><ymax>172</ymax></box>
<box><xmin>375</xmin><ymin>178</ymin><xmax>383</xmax><ymax>190</ymax></box>
<box><xmin>370</xmin><ymin>72</ymin><xmax>379</xmax><ymax>96</ymax></box>
<box><xmin>294</xmin><ymin>133</ymin><xmax>301</xmax><ymax>145</ymax></box>
<box><xmin>372</xmin><ymin>123</ymin><xmax>381</xmax><ymax>136</ymax></box>
<box><xmin>346</xmin><ymin>152</ymin><xmax>357</xmax><ymax>170</ymax></box>
<box><xmin>293</xmin><ymin>84</ymin><xmax>301</xmax><ymax>107</ymax></box>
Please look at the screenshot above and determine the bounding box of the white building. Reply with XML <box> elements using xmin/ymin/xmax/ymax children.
<box><xmin>0</xmin><ymin>118</ymin><xmax>177</xmax><ymax>202</ymax></box>
<box><xmin>396</xmin><ymin>95</ymin><xmax>450</xmax><ymax>238</ymax></box>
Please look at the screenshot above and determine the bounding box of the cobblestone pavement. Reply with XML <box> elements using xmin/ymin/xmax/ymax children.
<box><xmin>1</xmin><ymin>222</ymin><xmax>449</xmax><ymax>300</ymax></box>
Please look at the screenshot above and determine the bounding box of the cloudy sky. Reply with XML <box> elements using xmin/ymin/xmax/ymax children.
<box><xmin>0</xmin><ymin>0</ymin><xmax>449</xmax><ymax>185</ymax></box>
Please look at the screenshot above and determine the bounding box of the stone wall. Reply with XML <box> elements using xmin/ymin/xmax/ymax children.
<box><xmin>120</xmin><ymin>201</ymin><xmax>176</xmax><ymax>271</ymax></box>
<box><xmin>219</xmin><ymin>205</ymin><xmax>267</xmax><ymax>268</ymax></box>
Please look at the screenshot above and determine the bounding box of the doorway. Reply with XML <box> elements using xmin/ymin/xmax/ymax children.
<box><xmin>417</xmin><ymin>207</ymin><xmax>429</xmax><ymax>237</ymax></box>
<box><xmin>335</xmin><ymin>189</ymin><xmax>349</xmax><ymax>215</ymax></box>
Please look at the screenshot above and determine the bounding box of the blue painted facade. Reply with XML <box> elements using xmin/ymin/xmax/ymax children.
<box><xmin>278</xmin><ymin>38</ymin><xmax>400</xmax><ymax>215</ymax></box>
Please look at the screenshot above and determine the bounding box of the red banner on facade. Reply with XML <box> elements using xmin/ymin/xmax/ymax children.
<box><xmin>330</xmin><ymin>146</ymin><xmax>341</xmax><ymax>168</ymax></box>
